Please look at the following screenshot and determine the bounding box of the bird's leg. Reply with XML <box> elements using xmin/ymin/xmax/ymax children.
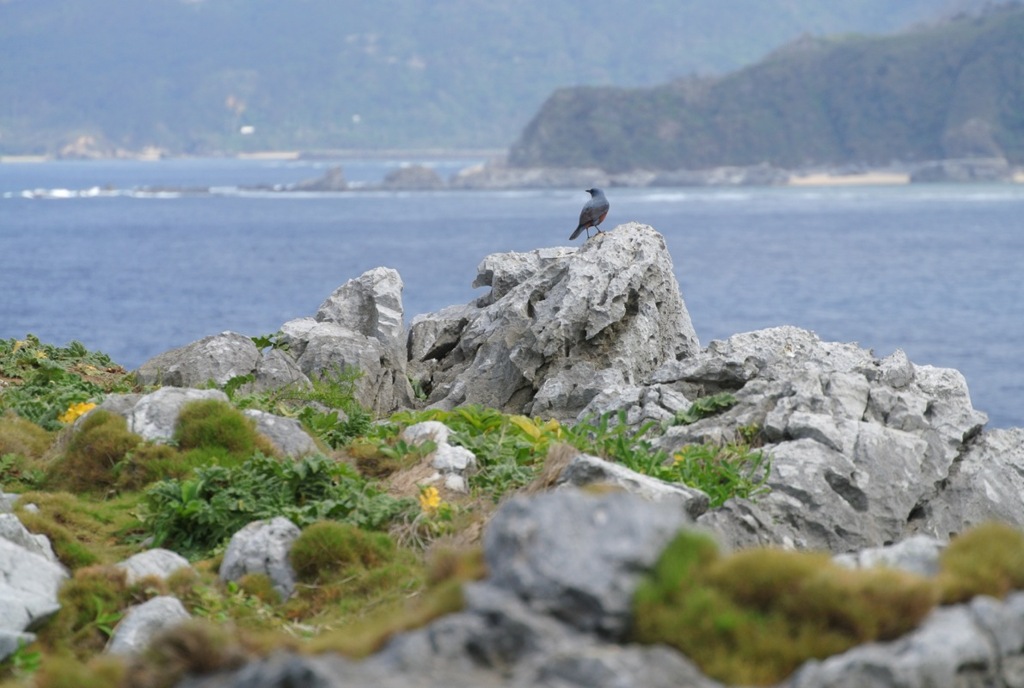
<box><xmin>585</xmin><ymin>228</ymin><xmax>592</xmax><ymax>238</ymax></box>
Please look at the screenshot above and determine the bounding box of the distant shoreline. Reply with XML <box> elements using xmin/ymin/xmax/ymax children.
<box><xmin>2</xmin><ymin>152</ymin><xmax>1021</xmax><ymax>189</ymax></box>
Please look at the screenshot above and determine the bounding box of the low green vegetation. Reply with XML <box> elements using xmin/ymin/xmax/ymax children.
<box><xmin>12</xmin><ymin>336</ymin><xmax>1024</xmax><ymax>688</ymax></box>
<box><xmin>142</xmin><ymin>453</ymin><xmax>416</xmax><ymax>558</ymax></box>
<box><xmin>0</xmin><ymin>335</ymin><xmax>131</xmax><ymax>431</ymax></box>
<box><xmin>632</xmin><ymin>531</ymin><xmax>939</xmax><ymax>685</ymax></box>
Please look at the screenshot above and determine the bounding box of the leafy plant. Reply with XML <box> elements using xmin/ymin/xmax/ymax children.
<box><xmin>142</xmin><ymin>453</ymin><xmax>415</xmax><ymax>557</ymax></box>
<box><xmin>0</xmin><ymin>335</ymin><xmax>130</xmax><ymax>430</ymax></box>
<box><xmin>669</xmin><ymin>392</ymin><xmax>738</xmax><ymax>426</ymax></box>
<box><xmin>251</xmin><ymin>332</ymin><xmax>290</xmax><ymax>353</ymax></box>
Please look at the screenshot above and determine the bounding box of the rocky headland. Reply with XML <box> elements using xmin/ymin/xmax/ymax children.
<box><xmin>4</xmin><ymin>223</ymin><xmax>1024</xmax><ymax>687</ymax></box>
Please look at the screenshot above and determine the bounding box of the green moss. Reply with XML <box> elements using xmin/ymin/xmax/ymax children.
<box><xmin>632</xmin><ymin>531</ymin><xmax>938</xmax><ymax>685</ymax></box>
<box><xmin>939</xmin><ymin>522</ymin><xmax>1024</xmax><ymax>604</ymax></box>
<box><xmin>14</xmin><ymin>491</ymin><xmax>143</xmax><ymax>569</ymax></box>
<box><xmin>174</xmin><ymin>400</ymin><xmax>266</xmax><ymax>457</ymax></box>
<box><xmin>37</xmin><ymin>566</ymin><xmax>135</xmax><ymax>659</ymax></box>
<box><xmin>290</xmin><ymin>521</ymin><xmax>396</xmax><ymax>584</ymax></box>
<box><xmin>0</xmin><ymin>410</ymin><xmax>53</xmax><ymax>459</ymax></box>
<box><xmin>306</xmin><ymin>578</ymin><xmax>464</xmax><ymax>659</ymax></box>
<box><xmin>47</xmin><ymin>411</ymin><xmax>141</xmax><ymax>493</ymax></box>
<box><xmin>34</xmin><ymin>655</ymin><xmax>126</xmax><ymax>688</ymax></box>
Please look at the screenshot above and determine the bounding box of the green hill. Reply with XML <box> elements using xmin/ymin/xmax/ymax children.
<box><xmin>0</xmin><ymin>0</ymin><xmax>993</xmax><ymax>155</ymax></box>
<box><xmin>508</xmin><ymin>4</ymin><xmax>1024</xmax><ymax>171</ymax></box>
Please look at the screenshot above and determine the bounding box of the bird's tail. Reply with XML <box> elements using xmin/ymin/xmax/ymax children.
<box><xmin>569</xmin><ymin>226</ymin><xmax>585</xmax><ymax>240</ymax></box>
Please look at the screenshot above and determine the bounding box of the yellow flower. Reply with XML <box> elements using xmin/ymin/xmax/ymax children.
<box><xmin>419</xmin><ymin>486</ymin><xmax>442</xmax><ymax>514</ymax></box>
<box><xmin>59</xmin><ymin>401</ymin><xmax>97</xmax><ymax>424</ymax></box>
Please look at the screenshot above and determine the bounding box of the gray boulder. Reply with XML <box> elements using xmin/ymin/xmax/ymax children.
<box><xmin>135</xmin><ymin>331</ymin><xmax>259</xmax><ymax>388</ymax></box>
<box><xmin>483</xmin><ymin>488</ymin><xmax>692</xmax><ymax>638</ymax></box>
<box><xmin>219</xmin><ymin>517</ymin><xmax>300</xmax><ymax>600</ymax></box>
<box><xmin>274</xmin><ymin>267</ymin><xmax>413</xmax><ymax>415</ymax></box>
<box><xmin>410</xmin><ymin>224</ymin><xmax>699</xmax><ymax>418</ymax></box>
<box><xmin>243</xmin><ymin>409</ymin><xmax>318</xmax><ymax>457</ymax></box>
<box><xmin>106</xmin><ymin>596</ymin><xmax>191</xmax><ymax>656</ymax></box>
<box><xmin>115</xmin><ymin>548</ymin><xmax>193</xmax><ymax>585</ymax></box>
<box><xmin>248</xmin><ymin>347</ymin><xmax>311</xmax><ymax>394</ymax></box>
<box><xmin>0</xmin><ymin>536</ymin><xmax>68</xmax><ymax>661</ymax></box>
<box><xmin>0</xmin><ymin>512</ymin><xmax>58</xmax><ymax>563</ymax></box>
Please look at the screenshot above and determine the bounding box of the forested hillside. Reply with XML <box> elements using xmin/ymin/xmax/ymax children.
<box><xmin>0</xmin><ymin>0</ymin><xmax>991</xmax><ymax>155</ymax></box>
<box><xmin>508</xmin><ymin>4</ymin><xmax>1024</xmax><ymax>171</ymax></box>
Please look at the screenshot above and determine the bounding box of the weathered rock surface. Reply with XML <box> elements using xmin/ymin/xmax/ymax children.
<box><xmin>409</xmin><ymin>224</ymin><xmax>699</xmax><ymax>418</ymax></box>
<box><xmin>218</xmin><ymin>517</ymin><xmax>300</xmax><ymax>600</ymax></box>
<box><xmin>243</xmin><ymin>409</ymin><xmax>319</xmax><ymax>457</ymax></box>
<box><xmin>115</xmin><ymin>548</ymin><xmax>193</xmax><ymax>585</ymax></box>
<box><xmin>135</xmin><ymin>332</ymin><xmax>259</xmax><ymax>388</ymax></box>
<box><xmin>106</xmin><ymin>596</ymin><xmax>191</xmax><ymax>656</ymax></box>
<box><xmin>136</xmin><ymin>267</ymin><xmax>412</xmax><ymax>417</ymax></box>
<box><xmin>0</xmin><ymin>535</ymin><xmax>68</xmax><ymax>661</ymax></box>
<box><xmin>483</xmin><ymin>489</ymin><xmax>692</xmax><ymax>638</ymax></box>
<box><xmin>584</xmin><ymin>326</ymin><xmax>991</xmax><ymax>554</ymax></box>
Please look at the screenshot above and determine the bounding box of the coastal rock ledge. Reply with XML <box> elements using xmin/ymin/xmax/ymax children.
<box><xmin>123</xmin><ymin>222</ymin><xmax>1024</xmax><ymax>688</ymax></box>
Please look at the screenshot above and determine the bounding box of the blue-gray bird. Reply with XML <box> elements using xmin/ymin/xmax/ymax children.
<box><xmin>570</xmin><ymin>188</ymin><xmax>610</xmax><ymax>240</ymax></box>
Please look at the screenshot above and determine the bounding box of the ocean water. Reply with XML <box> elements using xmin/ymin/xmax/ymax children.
<box><xmin>1</xmin><ymin>158</ymin><xmax>1022</xmax><ymax>428</ymax></box>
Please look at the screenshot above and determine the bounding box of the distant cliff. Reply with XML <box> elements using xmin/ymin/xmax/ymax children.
<box><xmin>508</xmin><ymin>4</ymin><xmax>1024</xmax><ymax>172</ymax></box>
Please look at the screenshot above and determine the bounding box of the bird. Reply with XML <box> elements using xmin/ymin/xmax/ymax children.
<box><xmin>570</xmin><ymin>188</ymin><xmax>610</xmax><ymax>240</ymax></box>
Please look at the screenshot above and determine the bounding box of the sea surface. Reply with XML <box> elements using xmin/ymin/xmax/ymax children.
<box><xmin>1</xmin><ymin>158</ymin><xmax>1022</xmax><ymax>428</ymax></box>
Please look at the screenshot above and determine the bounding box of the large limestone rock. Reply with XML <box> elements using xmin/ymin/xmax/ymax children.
<box><xmin>619</xmin><ymin>326</ymin><xmax>991</xmax><ymax>553</ymax></box>
<box><xmin>409</xmin><ymin>224</ymin><xmax>699</xmax><ymax>418</ymax></box>
<box><xmin>135</xmin><ymin>267</ymin><xmax>412</xmax><ymax>416</ymax></box>
<box><xmin>135</xmin><ymin>332</ymin><xmax>259</xmax><ymax>388</ymax></box>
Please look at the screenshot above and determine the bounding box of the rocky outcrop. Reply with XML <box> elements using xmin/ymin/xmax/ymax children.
<box><xmin>381</xmin><ymin>164</ymin><xmax>445</xmax><ymax>190</ymax></box>
<box><xmin>408</xmin><ymin>223</ymin><xmax>699</xmax><ymax>418</ymax></box>
<box><xmin>135</xmin><ymin>332</ymin><xmax>260</xmax><ymax>388</ymax></box>
<box><xmin>135</xmin><ymin>267</ymin><xmax>412</xmax><ymax>416</ymax></box>
<box><xmin>291</xmin><ymin>165</ymin><xmax>348</xmax><ymax>191</ymax></box>
<box><xmin>910</xmin><ymin>157</ymin><xmax>1013</xmax><ymax>183</ymax></box>
<box><xmin>580</xmin><ymin>325</ymin><xmax>992</xmax><ymax>553</ymax></box>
